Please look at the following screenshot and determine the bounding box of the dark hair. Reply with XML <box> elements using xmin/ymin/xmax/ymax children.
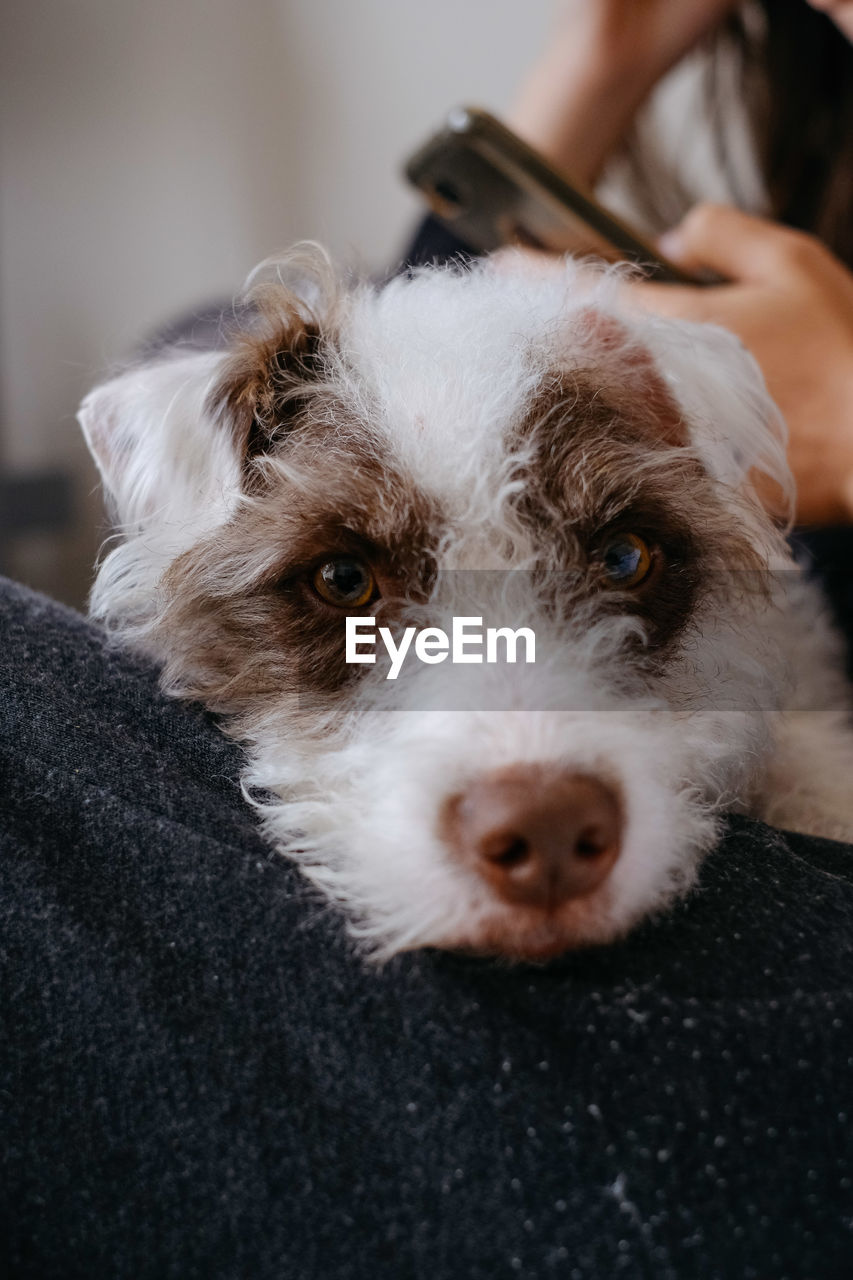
<box><xmin>621</xmin><ymin>1</ymin><xmax>853</xmax><ymax>267</ymax></box>
<box><xmin>720</xmin><ymin>0</ymin><xmax>853</xmax><ymax>265</ymax></box>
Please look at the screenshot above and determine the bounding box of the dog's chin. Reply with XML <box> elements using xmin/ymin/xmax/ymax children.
<box><xmin>443</xmin><ymin>886</ymin><xmax>629</xmax><ymax>963</ymax></box>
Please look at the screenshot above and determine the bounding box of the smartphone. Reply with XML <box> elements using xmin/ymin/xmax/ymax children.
<box><xmin>405</xmin><ymin>106</ymin><xmax>699</xmax><ymax>284</ymax></box>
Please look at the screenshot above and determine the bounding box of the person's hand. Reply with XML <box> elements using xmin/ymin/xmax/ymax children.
<box><xmin>627</xmin><ymin>204</ymin><xmax>853</xmax><ymax>525</ymax></box>
<box><xmin>508</xmin><ymin>0</ymin><xmax>737</xmax><ymax>185</ymax></box>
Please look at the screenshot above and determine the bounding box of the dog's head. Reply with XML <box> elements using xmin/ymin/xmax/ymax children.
<box><xmin>80</xmin><ymin>248</ymin><xmax>792</xmax><ymax>960</ymax></box>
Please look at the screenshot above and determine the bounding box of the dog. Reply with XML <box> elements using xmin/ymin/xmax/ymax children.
<box><xmin>79</xmin><ymin>247</ymin><xmax>853</xmax><ymax>961</ymax></box>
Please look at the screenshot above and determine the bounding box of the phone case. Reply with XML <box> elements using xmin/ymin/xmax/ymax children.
<box><xmin>405</xmin><ymin>107</ymin><xmax>696</xmax><ymax>284</ymax></box>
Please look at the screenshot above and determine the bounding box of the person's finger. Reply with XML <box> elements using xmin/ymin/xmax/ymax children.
<box><xmin>624</xmin><ymin>278</ymin><xmax>736</xmax><ymax>323</ymax></box>
<box><xmin>658</xmin><ymin>203</ymin><xmax>826</xmax><ymax>285</ymax></box>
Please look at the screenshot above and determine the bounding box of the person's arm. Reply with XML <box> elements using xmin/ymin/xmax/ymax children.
<box><xmin>507</xmin><ymin>0</ymin><xmax>737</xmax><ymax>185</ymax></box>
<box><xmin>627</xmin><ymin>204</ymin><xmax>853</xmax><ymax>525</ymax></box>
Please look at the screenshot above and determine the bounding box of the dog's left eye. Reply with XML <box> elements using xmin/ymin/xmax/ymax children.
<box><xmin>312</xmin><ymin>557</ymin><xmax>377</xmax><ymax>607</ymax></box>
<box><xmin>599</xmin><ymin>533</ymin><xmax>654</xmax><ymax>588</ymax></box>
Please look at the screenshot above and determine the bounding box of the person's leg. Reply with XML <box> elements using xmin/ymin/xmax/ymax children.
<box><xmin>3</xmin><ymin>574</ymin><xmax>853</xmax><ymax>1277</ymax></box>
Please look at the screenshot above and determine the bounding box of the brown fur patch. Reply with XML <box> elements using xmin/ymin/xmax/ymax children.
<box><xmin>511</xmin><ymin>367</ymin><xmax>767</xmax><ymax>653</ymax></box>
<box><xmin>207</xmin><ymin>283</ymin><xmax>338</xmax><ymax>475</ymax></box>
<box><xmin>155</xmin><ymin>424</ymin><xmax>443</xmax><ymax>713</ymax></box>
<box><xmin>161</xmin><ymin>299</ymin><xmax>768</xmax><ymax>714</ymax></box>
<box><xmin>569</xmin><ymin>308</ymin><xmax>688</xmax><ymax>448</ymax></box>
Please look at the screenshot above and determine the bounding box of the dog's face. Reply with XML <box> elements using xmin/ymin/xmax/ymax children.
<box><xmin>80</xmin><ymin>252</ymin><xmax>792</xmax><ymax>960</ymax></box>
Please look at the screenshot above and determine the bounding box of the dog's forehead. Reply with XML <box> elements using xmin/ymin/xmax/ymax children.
<box><xmin>338</xmin><ymin>268</ymin><xmax>593</xmax><ymax>505</ymax></box>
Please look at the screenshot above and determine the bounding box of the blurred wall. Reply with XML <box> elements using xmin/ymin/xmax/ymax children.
<box><xmin>0</xmin><ymin>0</ymin><xmax>550</xmax><ymax>607</ymax></box>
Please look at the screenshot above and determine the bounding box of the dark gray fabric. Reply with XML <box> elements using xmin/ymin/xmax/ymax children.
<box><xmin>2</xmin><ymin>574</ymin><xmax>853</xmax><ymax>1279</ymax></box>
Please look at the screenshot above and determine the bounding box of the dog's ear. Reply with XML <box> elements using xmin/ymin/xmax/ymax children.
<box><xmin>208</xmin><ymin>290</ymin><xmax>331</xmax><ymax>476</ymax></box>
<box><xmin>78</xmin><ymin>350</ymin><xmax>240</xmax><ymax>538</ymax></box>
<box><xmin>80</xmin><ymin>268</ymin><xmax>339</xmax><ymax>539</ymax></box>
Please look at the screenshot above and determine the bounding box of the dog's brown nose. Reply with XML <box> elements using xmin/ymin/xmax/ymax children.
<box><xmin>442</xmin><ymin>766</ymin><xmax>621</xmax><ymax>909</ymax></box>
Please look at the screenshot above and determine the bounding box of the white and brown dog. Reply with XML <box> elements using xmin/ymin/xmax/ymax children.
<box><xmin>79</xmin><ymin>248</ymin><xmax>853</xmax><ymax>960</ymax></box>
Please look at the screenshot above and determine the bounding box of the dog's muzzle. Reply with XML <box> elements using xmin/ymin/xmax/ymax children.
<box><xmin>440</xmin><ymin>764</ymin><xmax>622</xmax><ymax>911</ymax></box>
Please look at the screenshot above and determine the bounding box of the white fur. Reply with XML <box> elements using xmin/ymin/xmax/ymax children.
<box><xmin>79</xmin><ymin>351</ymin><xmax>235</xmax><ymax>634</ymax></box>
<box><xmin>79</xmin><ymin>250</ymin><xmax>853</xmax><ymax>960</ymax></box>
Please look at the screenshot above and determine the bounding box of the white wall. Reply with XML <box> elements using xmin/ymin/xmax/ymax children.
<box><xmin>1</xmin><ymin>0</ymin><xmax>550</xmax><ymax>474</ymax></box>
<box><xmin>1</xmin><ymin>0</ymin><xmax>551</xmax><ymax>602</ymax></box>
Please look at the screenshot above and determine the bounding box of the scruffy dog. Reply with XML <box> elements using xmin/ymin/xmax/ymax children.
<box><xmin>80</xmin><ymin>249</ymin><xmax>853</xmax><ymax>960</ymax></box>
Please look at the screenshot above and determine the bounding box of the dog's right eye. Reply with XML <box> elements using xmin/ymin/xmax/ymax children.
<box><xmin>311</xmin><ymin>557</ymin><xmax>377</xmax><ymax>608</ymax></box>
<box><xmin>598</xmin><ymin>533</ymin><xmax>654</xmax><ymax>588</ymax></box>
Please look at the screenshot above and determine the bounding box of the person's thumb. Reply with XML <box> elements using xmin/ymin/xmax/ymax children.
<box><xmin>659</xmin><ymin>203</ymin><xmax>805</xmax><ymax>285</ymax></box>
